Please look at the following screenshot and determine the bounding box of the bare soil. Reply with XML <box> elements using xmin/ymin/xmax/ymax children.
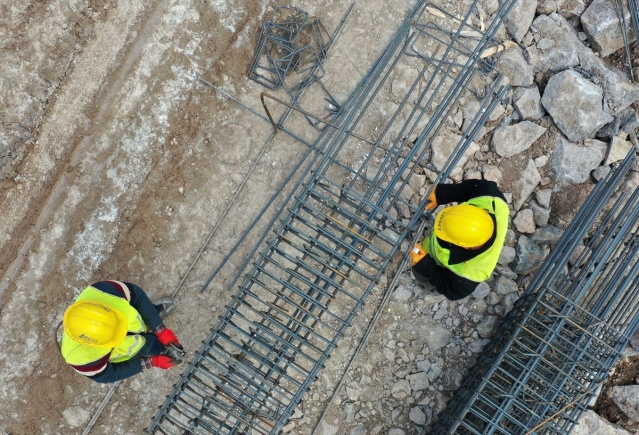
<box><xmin>593</xmin><ymin>356</ymin><xmax>639</xmax><ymax>434</ymax></box>
<box><xmin>0</xmin><ymin>1</ymin><xmax>413</xmax><ymax>433</ymax></box>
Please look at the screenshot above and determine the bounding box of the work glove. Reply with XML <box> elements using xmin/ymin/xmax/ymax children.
<box><xmin>141</xmin><ymin>355</ymin><xmax>178</xmax><ymax>370</ymax></box>
<box><xmin>410</xmin><ymin>243</ymin><xmax>427</xmax><ymax>266</ymax></box>
<box><xmin>425</xmin><ymin>188</ymin><xmax>438</xmax><ymax>212</ymax></box>
<box><xmin>154</xmin><ymin>325</ymin><xmax>183</xmax><ymax>349</ymax></box>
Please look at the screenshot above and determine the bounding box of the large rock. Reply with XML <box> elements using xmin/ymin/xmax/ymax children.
<box><xmin>493</xmin><ymin>121</ymin><xmax>547</xmax><ymax>158</ymax></box>
<box><xmin>532</xmin><ymin>13</ymin><xmax>639</xmax><ymax>116</ymax></box>
<box><xmin>513</xmin><ymin>209</ymin><xmax>536</xmax><ymax>234</ymax></box>
<box><xmin>598</xmin><ymin>108</ymin><xmax>639</xmax><ymax>139</ymax></box>
<box><xmin>528</xmin><ymin>14</ymin><xmax>581</xmax><ymax>75</ymax></box>
<box><xmin>572</xmin><ymin>409</ymin><xmax>631</xmax><ymax>435</ymax></box>
<box><xmin>581</xmin><ymin>0</ymin><xmax>636</xmax><ymax>58</ymax></box>
<box><xmin>605</xmin><ymin>137</ymin><xmax>634</xmax><ymax>165</ymax></box>
<box><xmin>542</xmin><ymin>70</ymin><xmax>614</xmax><ymax>142</ymax></box>
<box><xmin>494</xmin><ymin>275</ymin><xmax>518</xmax><ymax>295</ymax></box>
<box><xmin>430</xmin><ymin>132</ymin><xmax>479</xmax><ymax>171</ymax></box>
<box><xmin>504</xmin><ymin>0</ymin><xmax>537</xmax><ymax>42</ymax></box>
<box><xmin>612</xmin><ymin>385</ymin><xmax>639</xmax><ymax>422</ymax></box>
<box><xmin>531</xmin><ymin>225</ymin><xmax>564</xmax><ymax>245</ymax></box>
<box><xmin>419</xmin><ymin>322</ymin><xmax>453</xmax><ymax>353</ymax></box>
<box><xmin>537</xmin><ymin>0</ymin><xmax>587</xmax><ymax>17</ymax></box>
<box><xmin>530</xmin><ymin>200</ymin><xmax>550</xmax><ymax>226</ymax></box>
<box><xmin>513</xmin><ymin>236</ymin><xmax>544</xmax><ymax>275</ymax></box>
<box><xmin>512</xmin><ymin>159</ymin><xmax>541</xmax><ymax>210</ymax></box>
<box><xmin>579</xmin><ymin>56</ymin><xmax>639</xmax><ymax>117</ymax></box>
<box><xmin>498</xmin><ymin>48</ymin><xmax>534</xmax><ymax>87</ymax></box>
<box><xmin>551</xmin><ymin>136</ymin><xmax>607</xmax><ymax>186</ymax></box>
<box><xmin>513</xmin><ymin>86</ymin><xmax>545</xmax><ymax>120</ymax></box>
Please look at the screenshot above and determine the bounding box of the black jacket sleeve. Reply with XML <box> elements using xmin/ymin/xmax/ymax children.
<box><xmin>89</xmin><ymin>359</ymin><xmax>143</xmax><ymax>384</ymax></box>
<box><xmin>435</xmin><ymin>179</ymin><xmax>506</xmax><ymax>205</ymax></box>
<box><xmin>412</xmin><ymin>255</ymin><xmax>477</xmax><ymax>301</ymax></box>
<box><xmin>126</xmin><ymin>282</ymin><xmax>163</xmax><ymax>331</ymax></box>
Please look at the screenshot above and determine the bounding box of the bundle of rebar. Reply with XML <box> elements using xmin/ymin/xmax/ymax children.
<box><xmin>147</xmin><ymin>0</ymin><xmax>519</xmax><ymax>432</ymax></box>
<box><xmin>248</xmin><ymin>6</ymin><xmax>332</xmax><ymax>91</ymax></box>
<box><xmin>433</xmin><ymin>149</ymin><xmax>639</xmax><ymax>434</ymax></box>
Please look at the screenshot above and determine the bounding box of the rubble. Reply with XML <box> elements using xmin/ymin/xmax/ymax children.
<box><xmin>1</xmin><ymin>0</ymin><xmax>639</xmax><ymax>433</ymax></box>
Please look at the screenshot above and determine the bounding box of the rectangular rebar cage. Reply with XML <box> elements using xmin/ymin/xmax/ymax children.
<box><xmin>148</xmin><ymin>0</ymin><xmax>520</xmax><ymax>433</ymax></box>
<box><xmin>434</xmin><ymin>150</ymin><xmax>639</xmax><ymax>435</ymax></box>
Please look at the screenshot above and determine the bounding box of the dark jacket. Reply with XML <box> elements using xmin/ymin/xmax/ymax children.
<box><xmin>412</xmin><ymin>180</ymin><xmax>507</xmax><ymax>300</ymax></box>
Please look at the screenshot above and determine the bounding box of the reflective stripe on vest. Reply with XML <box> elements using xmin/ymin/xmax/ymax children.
<box><xmin>61</xmin><ymin>286</ymin><xmax>148</xmax><ymax>366</ymax></box>
<box><xmin>422</xmin><ymin>196</ymin><xmax>509</xmax><ymax>282</ymax></box>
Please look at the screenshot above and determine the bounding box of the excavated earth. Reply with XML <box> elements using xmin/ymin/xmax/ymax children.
<box><xmin>1</xmin><ymin>1</ymin><xmax>639</xmax><ymax>434</ymax></box>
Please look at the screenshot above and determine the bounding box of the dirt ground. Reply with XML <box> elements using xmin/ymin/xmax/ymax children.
<box><xmin>594</xmin><ymin>355</ymin><xmax>639</xmax><ymax>434</ymax></box>
<box><xmin>1</xmin><ymin>1</ymin><xmax>638</xmax><ymax>434</ymax></box>
<box><xmin>0</xmin><ymin>1</ymin><xmax>414</xmax><ymax>433</ymax></box>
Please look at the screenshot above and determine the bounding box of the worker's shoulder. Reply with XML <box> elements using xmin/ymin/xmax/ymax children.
<box><xmin>90</xmin><ymin>280</ymin><xmax>132</xmax><ymax>300</ymax></box>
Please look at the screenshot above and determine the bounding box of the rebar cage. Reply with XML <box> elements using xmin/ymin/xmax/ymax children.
<box><xmin>147</xmin><ymin>0</ymin><xmax>519</xmax><ymax>433</ymax></box>
<box><xmin>433</xmin><ymin>151</ymin><xmax>639</xmax><ymax>434</ymax></box>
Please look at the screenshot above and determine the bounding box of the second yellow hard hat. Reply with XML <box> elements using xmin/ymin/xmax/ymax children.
<box><xmin>435</xmin><ymin>204</ymin><xmax>494</xmax><ymax>248</ymax></box>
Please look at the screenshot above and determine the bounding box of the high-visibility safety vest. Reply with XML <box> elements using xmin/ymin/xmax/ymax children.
<box><xmin>422</xmin><ymin>196</ymin><xmax>509</xmax><ymax>282</ymax></box>
<box><xmin>61</xmin><ymin>286</ymin><xmax>148</xmax><ymax>366</ymax></box>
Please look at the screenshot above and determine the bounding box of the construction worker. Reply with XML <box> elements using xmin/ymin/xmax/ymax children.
<box><xmin>60</xmin><ymin>280</ymin><xmax>183</xmax><ymax>383</ymax></box>
<box><xmin>410</xmin><ymin>179</ymin><xmax>509</xmax><ymax>301</ymax></box>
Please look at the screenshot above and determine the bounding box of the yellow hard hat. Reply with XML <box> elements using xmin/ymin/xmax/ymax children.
<box><xmin>63</xmin><ymin>301</ymin><xmax>127</xmax><ymax>348</ymax></box>
<box><xmin>435</xmin><ymin>204</ymin><xmax>494</xmax><ymax>248</ymax></box>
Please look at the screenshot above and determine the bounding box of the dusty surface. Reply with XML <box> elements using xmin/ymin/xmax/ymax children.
<box><xmin>0</xmin><ymin>1</ymin><xmax>412</xmax><ymax>433</ymax></box>
<box><xmin>1</xmin><ymin>1</ymin><xmax>638</xmax><ymax>435</ymax></box>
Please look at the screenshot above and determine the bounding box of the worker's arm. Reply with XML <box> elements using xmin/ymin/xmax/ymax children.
<box><xmin>92</xmin><ymin>281</ymin><xmax>163</xmax><ymax>330</ymax></box>
<box><xmin>412</xmin><ymin>255</ymin><xmax>477</xmax><ymax>301</ymax></box>
<box><xmin>67</xmin><ymin>352</ymin><xmax>143</xmax><ymax>384</ymax></box>
<box><xmin>435</xmin><ymin>179</ymin><xmax>506</xmax><ymax>205</ymax></box>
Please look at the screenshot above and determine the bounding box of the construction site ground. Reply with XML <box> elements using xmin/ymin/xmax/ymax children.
<box><xmin>1</xmin><ymin>1</ymin><xmax>639</xmax><ymax>434</ymax></box>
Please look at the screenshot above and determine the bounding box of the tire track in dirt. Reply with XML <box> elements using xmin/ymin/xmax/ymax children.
<box><xmin>0</xmin><ymin>1</ymin><xmax>165</xmax><ymax>300</ymax></box>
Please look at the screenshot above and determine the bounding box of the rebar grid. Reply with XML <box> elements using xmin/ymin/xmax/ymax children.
<box><xmin>147</xmin><ymin>0</ymin><xmax>518</xmax><ymax>432</ymax></box>
<box><xmin>433</xmin><ymin>149</ymin><xmax>639</xmax><ymax>435</ymax></box>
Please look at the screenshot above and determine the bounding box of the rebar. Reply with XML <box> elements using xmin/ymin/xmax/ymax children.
<box><xmin>629</xmin><ymin>0</ymin><xmax>639</xmax><ymax>75</ymax></box>
<box><xmin>613</xmin><ymin>0</ymin><xmax>635</xmax><ymax>81</ymax></box>
<box><xmin>433</xmin><ymin>149</ymin><xmax>639</xmax><ymax>435</ymax></box>
<box><xmin>147</xmin><ymin>0</ymin><xmax>517</xmax><ymax>433</ymax></box>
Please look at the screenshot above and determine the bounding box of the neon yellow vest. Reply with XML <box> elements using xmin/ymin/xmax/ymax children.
<box><xmin>422</xmin><ymin>196</ymin><xmax>509</xmax><ymax>282</ymax></box>
<box><xmin>61</xmin><ymin>286</ymin><xmax>148</xmax><ymax>365</ymax></box>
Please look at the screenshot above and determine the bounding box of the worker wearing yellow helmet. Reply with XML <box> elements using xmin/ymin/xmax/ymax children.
<box><xmin>410</xmin><ymin>179</ymin><xmax>509</xmax><ymax>300</ymax></box>
<box><xmin>60</xmin><ymin>280</ymin><xmax>183</xmax><ymax>383</ymax></box>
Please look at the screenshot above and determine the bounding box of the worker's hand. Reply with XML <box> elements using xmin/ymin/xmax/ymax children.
<box><xmin>410</xmin><ymin>244</ymin><xmax>427</xmax><ymax>266</ymax></box>
<box><xmin>425</xmin><ymin>189</ymin><xmax>438</xmax><ymax>212</ymax></box>
<box><xmin>155</xmin><ymin>325</ymin><xmax>183</xmax><ymax>349</ymax></box>
<box><xmin>141</xmin><ymin>355</ymin><xmax>178</xmax><ymax>370</ymax></box>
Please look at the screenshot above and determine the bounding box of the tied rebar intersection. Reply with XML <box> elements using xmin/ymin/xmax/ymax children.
<box><xmin>433</xmin><ymin>150</ymin><xmax>639</xmax><ymax>434</ymax></box>
<box><xmin>147</xmin><ymin>0</ymin><xmax>519</xmax><ymax>433</ymax></box>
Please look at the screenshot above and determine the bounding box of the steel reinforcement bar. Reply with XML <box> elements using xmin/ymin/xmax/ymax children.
<box><xmin>433</xmin><ymin>149</ymin><xmax>639</xmax><ymax>435</ymax></box>
<box><xmin>147</xmin><ymin>0</ymin><xmax>519</xmax><ymax>433</ymax></box>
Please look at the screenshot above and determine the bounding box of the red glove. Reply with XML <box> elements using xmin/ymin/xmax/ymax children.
<box><xmin>155</xmin><ymin>325</ymin><xmax>182</xmax><ymax>349</ymax></box>
<box><xmin>141</xmin><ymin>355</ymin><xmax>178</xmax><ymax>370</ymax></box>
